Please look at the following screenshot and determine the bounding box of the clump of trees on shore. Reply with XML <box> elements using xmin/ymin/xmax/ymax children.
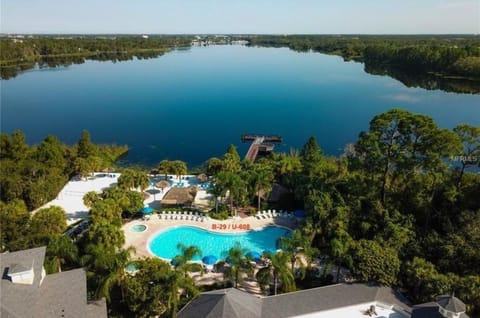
<box><xmin>0</xmin><ymin>130</ymin><xmax>127</xmax><ymax>210</ymax></box>
<box><xmin>247</xmin><ymin>35</ymin><xmax>480</xmax><ymax>93</ymax></box>
<box><xmin>0</xmin><ymin>36</ymin><xmax>193</xmax><ymax>79</ymax></box>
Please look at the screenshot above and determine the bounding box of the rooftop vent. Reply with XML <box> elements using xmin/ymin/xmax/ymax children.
<box><xmin>7</xmin><ymin>261</ymin><xmax>34</xmax><ymax>285</ymax></box>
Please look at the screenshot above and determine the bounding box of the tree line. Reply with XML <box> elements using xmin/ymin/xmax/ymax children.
<box><xmin>246</xmin><ymin>34</ymin><xmax>480</xmax><ymax>93</ymax></box>
<box><xmin>0</xmin><ymin>36</ymin><xmax>193</xmax><ymax>79</ymax></box>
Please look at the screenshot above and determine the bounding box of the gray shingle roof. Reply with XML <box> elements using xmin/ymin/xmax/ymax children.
<box><xmin>87</xmin><ymin>298</ymin><xmax>108</xmax><ymax>318</ymax></box>
<box><xmin>178</xmin><ymin>283</ymin><xmax>412</xmax><ymax>318</ymax></box>
<box><xmin>411</xmin><ymin>302</ymin><xmax>444</xmax><ymax>318</ymax></box>
<box><xmin>412</xmin><ymin>302</ymin><xmax>470</xmax><ymax>318</ymax></box>
<box><xmin>178</xmin><ymin>288</ymin><xmax>262</xmax><ymax>318</ymax></box>
<box><xmin>36</xmin><ymin>269</ymin><xmax>88</xmax><ymax>318</ymax></box>
<box><xmin>436</xmin><ymin>295</ymin><xmax>467</xmax><ymax>313</ymax></box>
<box><xmin>1</xmin><ymin>247</ymin><xmax>107</xmax><ymax>318</ymax></box>
<box><xmin>1</xmin><ymin>247</ymin><xmax>46</xmax><ymax>318</ymax></box>
<box><xmin>261</xmin><ymin>283</ymin><xmax>411</xmax><ymax>317</ymax></box>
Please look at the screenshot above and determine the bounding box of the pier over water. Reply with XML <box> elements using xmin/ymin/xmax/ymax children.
<box><xmin>241</xmin><ymin>134</ymin><xmax>283</xmax><ymax>162</ymax></box>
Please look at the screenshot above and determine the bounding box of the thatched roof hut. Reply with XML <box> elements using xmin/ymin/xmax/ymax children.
<box><xmin>197</xmin><ymin>173</ymin><xmax>208</xmax><ymax>183</ymax></box>
<box><xmin>161</xmin><ymin>186</ymin><xmax>197</xmax><ymax>207</ymax></box>
<box><xmin>156</xmin><ymin>180</ymin><xmax>170</xmax><ymax>190</ymax></box>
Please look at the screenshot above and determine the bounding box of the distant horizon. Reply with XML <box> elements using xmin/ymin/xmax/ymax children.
<box><xmin>2</xmin><ymin>33</ymin><xmax>479</xmax><ymax>36</ymax></box>
<box><xmin>2</xmin><ymin>0</ymin><xmax>478</xmax><ymax>34</ymax></box>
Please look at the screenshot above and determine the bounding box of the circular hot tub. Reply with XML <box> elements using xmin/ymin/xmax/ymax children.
<box><xmin>130</xmin><ymin>224</ymin><xmax>147</xmax><ymax>233</ymax></box>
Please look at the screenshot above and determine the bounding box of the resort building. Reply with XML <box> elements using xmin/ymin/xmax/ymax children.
<box><xmin>412</xmin><ymin>294</ymin><xmax>469</xmax><ymax>318</ymax></box>
<box><xmin>178</xmin><ymin>283</ymin><xmax>412</xmax><ymax>318</ymax></box>
<box><xmin>0</xmin><ymin>247</ymin><xmax>107</xmax><ymax>318</ymax></box>
<box><xmin>178</xmin><ymin>283</ymin><xmax>471</xmax><ymax>318</ymax></box>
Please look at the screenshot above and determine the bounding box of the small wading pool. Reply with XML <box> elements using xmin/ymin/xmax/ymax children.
<box><xmin>148</xmin><ymin>225</ymin><xmax>291</xmax><ymax>261</ymax></box>
<box><xmin>130</xmin><ymin>224</ymin><xmax>147</xmax><ymax>233</ymax></box>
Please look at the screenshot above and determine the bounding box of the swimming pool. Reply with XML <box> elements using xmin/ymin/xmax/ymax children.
<box><xmin>148</xmin><ymin>225</ymin><xmax>291</xmax><ymax>261</ymax></box>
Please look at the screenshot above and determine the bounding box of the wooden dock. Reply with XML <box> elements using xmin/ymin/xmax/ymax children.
<box><xmin>242</xmin><ymin>134</ymin><xmax>282</xmax><ymax>161</ymax></box>
<box><xmin>241</xmin><ymin>134</ymin><xmax>283</xmax><ymax>143</ymax></box>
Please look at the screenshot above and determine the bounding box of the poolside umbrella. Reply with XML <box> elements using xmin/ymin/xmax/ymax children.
<box><xmin>197</xmin><ymin>173</ymin><xmax>208</xmax><ymax>183</ymax></box>
<box><xmin>246</xmin><ymin>251</ymin><xmax>261</xmax><ymax>261</ymax></box>
<box><xmin>156</xmin><ymin>180</ymin><xmax>170</xmax><ymax>190</ymax></box>
<box><xmin>293</xmin><ymin>210</ymin><xmax>306</xmax><ymax>218</ymax></box>
<box><xmin>141</xmin><ymin>206</ymin><xmax>154</xmax><ymax>214</ymax></box>
<box><xmin>202</xmin><ymin>255</ymin><xmax>218</xmax><ymax>265</ymax></box>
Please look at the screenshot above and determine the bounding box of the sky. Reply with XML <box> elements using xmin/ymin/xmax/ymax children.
<box><xmin>1</xmin><ymin>0</ymin><xmax>479</xmax><ymax>34</ymax></box>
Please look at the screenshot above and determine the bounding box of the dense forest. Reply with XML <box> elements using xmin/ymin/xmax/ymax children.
<box><xmin>246</xmin><ymin>35</ymin><xmax>480</xmax><ymax>93</ymax></box>
<box><xmin>0</xmin><ymin>35</ymin><xmax>193</xmax><ymax>79</ymax></box>
<box><xmin>1</xmin><ymin>109</ymin><xmax>479</xmax><ymax>317</ymax></box>
<box><xmin>0</xmin><ymin>130</ymin><xmax>127</xmax><ymax>210</ymax></box>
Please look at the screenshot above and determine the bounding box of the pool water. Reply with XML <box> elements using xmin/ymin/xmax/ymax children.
<box><xmin>148</xmin><ymin>225</ymin><xmax>291</xmax><ymax>261</ymax></box>
<box><xmin>131</xmin><ymin>224</ymin><xmax>147</xmax><ymax>232</ymax></box>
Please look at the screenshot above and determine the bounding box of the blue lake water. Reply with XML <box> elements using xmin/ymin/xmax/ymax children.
<box><xmin>1</xmin><ymin>45</ymin><xmax>479</xmax><ymax>167</ymax></box>
<box><xmin>148</xmin><ymin>225</ymin><xmax>291</xmax><ymax>261</ymax></box>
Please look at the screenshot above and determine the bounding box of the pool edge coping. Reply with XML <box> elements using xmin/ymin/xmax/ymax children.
<box><xmin>145</xmin><ymin>223</ymin><xmax>293</xmax><ymax>261</ymax></box>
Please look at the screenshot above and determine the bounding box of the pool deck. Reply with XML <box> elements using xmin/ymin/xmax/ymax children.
<box><xmin>123</xmin><ymin>214</ymin><xmax>296</xmax><ymax>259</ymax></box>
<box><xmin>123</xmin><ymin>214</ymin><xmax>296</xmax><ymax>297</ymax></box>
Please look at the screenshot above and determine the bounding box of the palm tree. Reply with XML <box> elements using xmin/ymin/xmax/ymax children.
<box><xmin>84</xmin><ymin>221</ymin><xmax>125</xmax><ymax>248</ymax></box>
<box><xmin>166</xmin><ymin>269</ymin><xmax>199</xmax><ymax>318</ymax></box>
<box><xmin>88</xmin><ymin>199</ymin><xmax>123</xmax><ymax>226</ymax></box>
<box><xmin>83</xmin><ymin>191</ymin><xmax>101</xmax><ymax>208</ymax></box>
<box><xmin>279</xmin><ymin>230</ymin><xmax>318</xmax><ymax>274</ymax></box>
<box><xmin>223</xmin><ymin>145</ymin><xmax>241</xmax><ymax>172</ymax></box>
<box><xmin>223</xmin><ymin>243</ymin><xmax>254</xmax><ymax>288</ymax></box>
<box><xmin>216</xmin><ymin>171</ymin><xmax>246</xmax><ymax>216</ymax></box>
<box><xmin>330</xmin><ymin>235</ymin><xmax>352</xmax><ymax>283</ymax></box>
<box><xmin>256</xmin><ymin>251</ymin><xmax>295</xmax><ymax>295</ymax></box>
<box><xmin>45</xmin><ymin>236</ymin><xmax>78</xmax><ymax>273</ymax></box>
<box><xmin>274</xmin><ymin>153</ymin><xmax>302</xmax><ymax>186</ymax></box>
<box><xmin>94</xmin><ymin>246</ymin><xmax>135</xmax><ymax>301</ymax></box>
<box><xmin>134</xmin><ymin>169</ymin><xmax>150</xmax><ymax>192</ymax></box>
<box><xmin>251</xmin><ymin>166</ymin><xmax>273</xmax><ymax>211</ymax></box>
<box><xmin>208</xmin><ymin>181</ymin><xmax>226</xmax><ymax>213</ymax></box>
<box><xmin>158</xmin><ymin>160</ymin><xmax>174</xmax><ymax>180</ymax></box>
<box><xmin>206</xmin><ymin>157</ymin><xmax>223</xmax><ymax>175</ymax></box>
<box><xmin>117</xmin><ymin>169</ymin><xmax>137</xmax><ymax>190</ymax></box>
<box><xmin>81</xmin><ymin>244</ymin><xmax>135</xmax><ymax>302</ymax></box>
<box><xmin>172</xmin><ymin>160</ymin><xmax>188</xmax><ymax>181</ymax></box>
<box><xmin>172</xmin><ymin>244</ymin><xmax>203</xmax><ymax>278</ymax></box>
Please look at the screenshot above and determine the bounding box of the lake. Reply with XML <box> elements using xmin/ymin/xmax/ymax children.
<box><xmin>1</xmin><ymin>45</ymin><xmax>479</xmax><ymax>168</ymax></box>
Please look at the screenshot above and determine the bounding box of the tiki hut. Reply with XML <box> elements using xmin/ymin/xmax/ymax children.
<box><xmin>161</xmin><ymin>186</ymin><xmax>197</xmax><ymax>207</ymax></box>
<box><xmin>156</xmin><ymin>180</ymin><xmax>170</xmax><ymax>191</ymax></box>
<box><xmin>197</xmin><ymin>173</ymin><xmax>208</xmax><ymax>183</ymax></box>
